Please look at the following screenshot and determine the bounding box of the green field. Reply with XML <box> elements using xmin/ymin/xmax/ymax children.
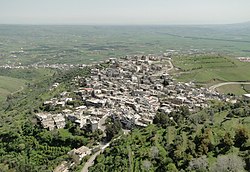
<box><xmin>173</xmin><ymin>55</ymin><xmax>250</xmax><ymax>85</ymax></box>
<box><xmin>1</xmin><ymin>23</ymin><xmax>250</xmax><ymax>66</ymax></box>
<box><xmin>216</xmin><ymin>84</ymin><xmax>248</xmax><ymax>95</ymax></box>
<box><xmin>0</xmin><ymin>76</ymin><xmax>26</xmax><ymax>102</ymax></box>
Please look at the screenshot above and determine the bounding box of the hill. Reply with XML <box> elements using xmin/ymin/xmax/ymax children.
<box><xmin>172</xmin><ymin>54</ymin><xmax>250</xmax><ymax>95</ymax></box>
<box><xmin>89</xmin><ymin>100</ymin><xmax>250</xmax><ymax>172</ymax></box>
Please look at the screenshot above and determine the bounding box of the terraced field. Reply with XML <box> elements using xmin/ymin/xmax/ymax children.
<box><xmin>173</xmin><ymin>55</ymin><xmax>250</xmax><ymax>85</ymax></box>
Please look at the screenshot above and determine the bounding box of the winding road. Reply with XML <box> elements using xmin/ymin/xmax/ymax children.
<box><xmin>209</xmin><ymin>82</ymin><xmax>250</xmax><ymax>92</ymax></box>
<box><xmin>167</xmin><ymin>60</ymin><xmax>174</xmax><ymax>71</ymax></box>
<box><xmin>81</xmin><ymin>136</ymin><xmax>121</xmax><ymax>172</ymax></box>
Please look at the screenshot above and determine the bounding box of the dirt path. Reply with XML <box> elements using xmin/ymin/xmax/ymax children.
<box><xmin>11</xmin><ymin>86</ymin><xmax>24</xmax><ymax>95</ymax></box>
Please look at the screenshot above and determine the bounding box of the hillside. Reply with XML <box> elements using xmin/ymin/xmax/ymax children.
<box><xmin>89</xmin><ymin>100</ymin><xmax>250</xmax><ymax>172</ymax></box>
<box><xmin>0</xmin><ymin>68</ymin><xmax>56</xmax><ymax>102</ymax></box>
<box><xmin>0</xmin><ymin>76</ymin><xmax>26</xmax><ymax>102</ymax></box>
<box><xmin>0</xmin><ymin>67</ymin><xmax>96</xmax><ymax>172</ymax></box>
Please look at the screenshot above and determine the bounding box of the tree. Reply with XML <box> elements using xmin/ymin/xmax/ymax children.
<box><xmin>188</xmin><ymin>156</ymin><xmax>208</xmax><ymax>172</ymax></box>
<box><xmin>153</xmin><ymin>112</ymin><xmax>169</xmax><ymax>127</ymax></box>
<box><xmin>166</xmin><ymin>163</ymin><xmax>178</xmax><ymax>172</ymax></box>
<box><xmin>220</xmin><ymin>132</ymin><xmax>234</xmax><ymax>153</ymax></box>
<box><xmin>210</xmin><ymin>154</ymin><xmax>246</xmax><ymax>172</ymax></box>
<box><xmin>105</xmin><ymin>120</ymin><xmax>122</xmax><ymax>141</ymax></box>
<box><xmin>195</xmin><ymin>128</ymin><xmax>214</xmax><ymax>155</ymax></box>
<box><xmin>89</xmin><ymin>163</ymin><xmax>105</xmax><ymax>172</ymax></box>
<box><xmin>179</xmin><ymin>106</ymin><xmax>191</xmax><ymax>117</ymax></box>
<box><xmin>150</xmin><ymin>146</ymin><xmax>159</xmax><ymax>159</ymax></box>
<box><xmin>141</xmin><ymin>160</ymin><xmax>152</xmax><ymax>171</ymax></box>
<box><xmin>234</xmin><ymin>127</ymin><xmax>249</xmax><ymax>147</ymax></box>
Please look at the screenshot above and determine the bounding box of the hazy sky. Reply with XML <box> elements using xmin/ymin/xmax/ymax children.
<box><xmin>0</xmin><ymin>0</ymin><xmax>250</xmax><ymax>25</ymax></box>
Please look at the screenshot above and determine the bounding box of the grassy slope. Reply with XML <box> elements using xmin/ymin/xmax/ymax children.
<box><xmin>173</xmin><ymin>55</ymin><xmax>250</xmax><ymax>85</ymax></box>
<box><xmin>217</xmin><ymin>84</ymin><xmax>248</xmax><ymax>95</ymax></box>
<box><xmin>0</xmin><ymin>76</ymin><xmax>26</xmax><ymax>102</ymax></box>
<box><xmin>0</xmin><ymin>68</ymin><xmax>55</xmax><ymax>103</ymax></box>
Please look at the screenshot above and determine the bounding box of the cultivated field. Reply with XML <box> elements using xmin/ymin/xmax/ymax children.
<box><xmin>173</xmin><ymin>55</ymin><xmax>250</xmax><ymax>84</ymax></box>
<box><xmin>1</xmin><ymin>23</ymin><xmax>250</xmax><ymax>66</ymax></box>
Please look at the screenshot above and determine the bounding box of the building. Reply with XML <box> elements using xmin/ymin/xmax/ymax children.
<box><xmin>68</xmin><ymin>146</ymin><xmax>91</xmax><ymax>164</ymax></box>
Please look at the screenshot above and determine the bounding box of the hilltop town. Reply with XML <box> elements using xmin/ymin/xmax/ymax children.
<box><xmin>36</xmin><ymin>55</ymin><xmax>225</xmax><ymax>132</ymax></box>
<box><xmin>33</xmin><ymin>55</ymin><xmax>231</xmax><ymax>168</ymax></box>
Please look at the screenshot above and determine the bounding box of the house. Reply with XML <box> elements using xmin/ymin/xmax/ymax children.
<box><xmin>89</xmin><ymin>120</ymin><xmax>98</xmax><ymax>132</ymax></box>
<box><xmin>52</xmin><ymin>113</ymin><xmax>66</xmax><ymax>129</ymax></box>
<box><xmin>68</xmin><ymin>146</ymin><xmax>91</xmax><ymax>164</ymax></box>
<box><xmin>86</xmin><ymin>99</ymin><xmax>106</xmax><ymax>108</ymax></box>
<box><xmin>36</xmin><ymin>113</ymin><xmax>55</xmax><ymax>131</ymax></box>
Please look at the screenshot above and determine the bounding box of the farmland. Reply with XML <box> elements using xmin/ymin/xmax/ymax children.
<box><xmin>172</xmin><ymin>55</ymin><xmax>250</xmax><ymax>88</ymax></box>
<box><xmin>1</xmin><ymin>23</ymin><xmax>250</xmax><ymax>66</ymax></box>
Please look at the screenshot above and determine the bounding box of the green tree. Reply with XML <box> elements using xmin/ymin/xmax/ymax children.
<box><xmin>153</xmin><ymin>112</ymin><xmax>169</xmax><ymax>127</ymax></box>
<box><xmin>105</xmin><ymin>120</ymin><xmax>122</xmax><ymax>141</ymax></box>
<box><xmin>220</xmin><ymin>132</ymin><xmax>234</xmax><ymax>153</ymax></box>
<box><xmin>210</xmin><ymin>154</ymin><xmax>246</xmax><ymax>172</ymax></box>
<box><xmin>188</xmin><ymin>156</ymin><xmax>208</xmax><ymax>172</ymax></box>
<box><xmin>234</xmin><ymin>127</ymin><xmax>249</xmax><ymax>147</ymax></box>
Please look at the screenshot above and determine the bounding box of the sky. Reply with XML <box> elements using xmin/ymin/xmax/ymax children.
<box><xmin>0</xmin><ymin>0</ymin><xmax>250</xmax><ymax>25</ymax></box>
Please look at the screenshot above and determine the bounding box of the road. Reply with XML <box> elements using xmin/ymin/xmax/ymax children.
<box><xmin>167</xmin><ymin>60</ymin><xmax>174</xmax><ymax>71</ymax></box>
<box><xmin>81</xmin><ymin>136</ymin><xmax>121</xmax><ymax>172</ymax></box>
<box><xmin>81</xmin><ymin>150</ymin><xmax>102</xmax><ymax>172</ymax></box>
<box><xmin>209</xmin><ymin>82</ymin><xmax>250</xmax><ymax>92</ymax></box>
<box><xmin>153</xmin><ymin>60</ymin><xmax>174</xmax><ymax>77</ymax></box>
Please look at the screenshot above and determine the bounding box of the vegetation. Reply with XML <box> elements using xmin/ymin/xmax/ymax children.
<box><xmin>0</xmin><ymin>76</ymin><xmax>26</xmax><ymax>102</ymax></box>
<box><xmin>216</xmin><ymin>84</ymin><xmax>248</xmax><ymax>96</ymax></box>
<box><xmin>1</xmin><ymin>24</ymin><xmax>250</xmax><ymax>66</ymax></box>
<box><xmin>0</xmin><ymin>68</ymin><xmax>55</xmax><ymax>102</ymax></box>
<box><xmin>1</xmin><ymin>24</ymin><xmax>250</xmax><ymax>171</ymax></box>
<box><xmin>0</xmin><ymin>67</ymin><xmax>96</xmax><ymax>172</ymax></box>
<box><xmin>105</xmin><ymin>118</ymin><xmax>122</xmax><ymax>142</ymax></box>
<box><xmin>89</xmin><ymin>101</ymin><xmax>250</xmax><ymax>172</ymax></box>
<box><xmin>172</xmin><ymin>55</ymin><xmax>250</xmax><ymax>85</ymax></box>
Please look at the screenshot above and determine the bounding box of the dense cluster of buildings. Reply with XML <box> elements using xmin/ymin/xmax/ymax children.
<box><xmin>36</xmin><ymin>55</ymin><xmax>224</xmax><ymax>132</ymax></box>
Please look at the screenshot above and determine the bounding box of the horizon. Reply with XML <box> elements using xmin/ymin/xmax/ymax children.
<box><xmin>0</xmin><ymin>20</ymin><xmax>249</xmax><ymax>27</ymax></box>
<box><xmin>1</xmin><ymin>0</ymin><xmax>250</xmax><ymax>25</ymax></box>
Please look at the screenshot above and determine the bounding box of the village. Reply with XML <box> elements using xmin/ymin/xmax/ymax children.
<box><xmin>33</xmin><ymin>55</ymin><xmax>230</xmax><ymax>168</ymax></box>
